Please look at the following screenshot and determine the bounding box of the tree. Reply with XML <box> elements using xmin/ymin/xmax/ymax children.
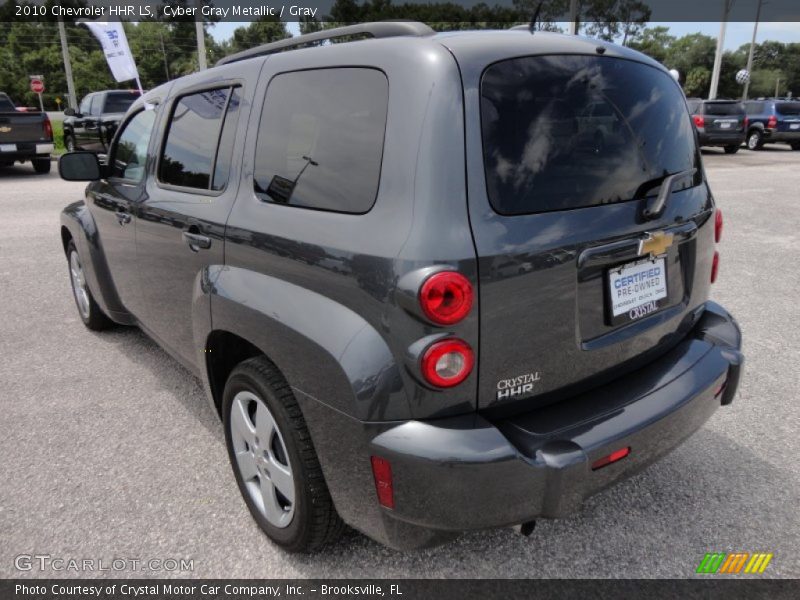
<box><xmin>684</xmin><ymin>67</ymin><xmax>711</xmax><ymax>97</ymax></box>
<box><xmin>581</xmin><ymin>0</ymin><xmax>651</xmax><ymax>45</ymax></box>
<box><xmin>629</xmin><ymin>26</ymin><xmax>675</xmax><ymax>63</ymax></box>
<box><xmin>227</xmin><ymin>19</ymin><xmax>290</xmax><ymax>54</ymax></box>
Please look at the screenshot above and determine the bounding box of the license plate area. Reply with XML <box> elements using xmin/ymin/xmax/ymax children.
<box><xmin>0</xmin><ymin>144</ymin><xmax>17</xmax><ymax>152</ymax></box>
<box><xmin>606</xmin><ymin>257</ymin><xmax>668</xmax><ymax>325</ymax></box>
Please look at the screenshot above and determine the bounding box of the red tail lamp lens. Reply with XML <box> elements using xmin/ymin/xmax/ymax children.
<box><xmin>715</xmin><ymin>209</ymin><xmax>723</xmax><ymax>243</ymax></box>
<box><xmin>421</xmin><ymin>339</ymin><xmax>474</xmax><ymax>388</ymax></box>
<box><xmin>370</xmin><ymin>456</ymin><xmax>394</xmax><ymax>509</ymax></box>
<box><xmin>711</xmin><ymin>251</ymin><xmax>720</xmax><ymax>283</ymax></box>
<box><xmin>43</xmin><ymin>117</ymin><xmax>53</xmax><ymax>140</ymax></box>
<box><xmin>419</xmin><ymin>271</ymin><xmax>473</xmax><ymax>325</ymax></box>
<box><xmin>693</xmin><ymin>115</ymin><xmax>704</xmax><ymax>128</ymax></box>
<box><xmin>767</xmin><ymin>115</ymin><xmax>777</xmax><ymax>129</ymax></box>
<box><xmin>591</xmin><ymin>446</ymin><xmax>631</xmax><ymax>470</ymax></box>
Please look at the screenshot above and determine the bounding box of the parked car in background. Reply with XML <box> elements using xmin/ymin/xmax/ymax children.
<box><xmin>0</xmin><ymin>92</ymin><xmax>54</xmax><ymax>173</ymax></box>
<box><xmin>58</xmin><ymin>23</ymin><xmax>743</xmax><ymax>553</ymax></box>
<box><xmin>743</xmin><ymin>99</ymin><xmax>800</xmax><ymax>150</ymax></box>
<box><xmin>686</xmin><ymin>98</ymin><xmax>747</xmax><ymax>154</ymax></box>
<box><xmin>63</xmin><ymin>90</ymin><xmax>142</xmax><ymax>155</ymax></box>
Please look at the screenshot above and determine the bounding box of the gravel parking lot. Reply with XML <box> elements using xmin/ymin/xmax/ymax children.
<box><xmin>1</xmin><ymin>147</ymin><xmax>798</xmax><ymax>579</ymax></box>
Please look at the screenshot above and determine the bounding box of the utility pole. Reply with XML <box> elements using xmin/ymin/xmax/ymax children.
<box><xmin>742</xmin><ymin>0</ymin><xmax>763</xmax><ymax>100</ymax></box>
<box><xmin>568</xmin><ymin>0</ymin><xmax>579</xmax><ymax>35</ymax></box>
<box><xmin>57</xmin><ymin>17</ymin><xmax>77</xmax><ymax>110</ymax></box>
<box><xmin>159</xmin><ymin>32</ymin><xmax>170</xmax><ymax>81</ymax></box>
<box><xmin>195</xmin><ymin>0</ymin><xmax>207</xmax><ymax>70</ymax></box>
<box><xmin>709</xmin><ymin>0</ymin><xmax>734</xmax><ymax>100</ymax></box>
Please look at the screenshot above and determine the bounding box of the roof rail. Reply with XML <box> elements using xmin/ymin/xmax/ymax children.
<box><xmin>216</xmin><ymin>21</ymin><xmax>435</xmax><ymax>66</ymax></box>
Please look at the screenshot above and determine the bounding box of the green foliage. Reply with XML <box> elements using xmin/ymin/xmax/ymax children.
<box><xmin>684</xmin><ymin>67</ymin><xmax>711</xmax><ymax>97</ymax></box>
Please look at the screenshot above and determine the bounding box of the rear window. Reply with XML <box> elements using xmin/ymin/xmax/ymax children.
<box><xmin>481</xmin><ymin>55</ymin><xmax>698</xmax><ymax>215</ymax></box>
<box><xmin>104</xmin><ymin>93</ymin><xmax>138</xmax><ymax>114</ymax></box>
<box><xmin>0</xmin><ymin>94</ymin><xmax>16</xmax><ymax>111</ymax></box>
<box><xmin>704</xmin><ymin>102</ymin><xmax>744</xmax><ymax>116</ymax></box>
<box><xmin>776</xmin><ymin>102</ymin><xmax>800</xmax><ymax>115</ymax></box>
<box><xmin>253</xmin><ymin>68</ymin><xmax>388</xmax><ymax>214</ymax></box>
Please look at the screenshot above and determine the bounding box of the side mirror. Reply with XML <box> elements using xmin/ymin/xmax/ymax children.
<box><xmin>63</xmin><ymin>107</ymin><xmax>76</xmax><ymax>117</ymax></box>
<box><xmin>59</xmin><ymin>151</ymin><xmax>102</xmax><ymax>181</ymax></box>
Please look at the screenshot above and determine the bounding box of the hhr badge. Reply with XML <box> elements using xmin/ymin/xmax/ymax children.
<box><xmin>497</xmin><ymin>372</ymin><xmax>541</xmax><ymax>400</ymax></box>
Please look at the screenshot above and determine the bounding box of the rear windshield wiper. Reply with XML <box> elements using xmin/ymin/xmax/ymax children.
<box><xmin>640</xmin><ymin>168</ymin><xmax>698</xmax><ymax>220</ymax></box>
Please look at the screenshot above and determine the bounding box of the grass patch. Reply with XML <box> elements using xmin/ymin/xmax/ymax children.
<box><xmin>51</xmin><ymin>119</ymin><xmax>66</xmax><ymax>155</ymax></box>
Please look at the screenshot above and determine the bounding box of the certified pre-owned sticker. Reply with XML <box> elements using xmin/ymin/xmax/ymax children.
<box><xmin>497</xmin><ymin>372</ymin><xmax>541</xmax><ymax>400</ymax></box>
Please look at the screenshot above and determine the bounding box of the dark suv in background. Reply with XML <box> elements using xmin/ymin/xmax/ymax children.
<box><xmin>63</xmin><ymin>90</ymin><xmax>142</xmax><ymax>155</ymax></box>
<box><xmin>744</xmin><ymin>99</ymin><xmax>800</xmax><ymax>150</ymax></box>
<box><xmin>687</xmin><ymin>98</ymin><xmax>747</xmax><ymax>154</ymax></box>
<box><xmin>58</xmin><ymin>23</ymin><xmax>743</xmax><ymax>552</ymax></box>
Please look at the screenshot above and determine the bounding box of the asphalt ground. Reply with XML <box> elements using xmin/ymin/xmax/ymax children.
<box><xmin>1</xmin><ymin>146</ymin><xmax>798</xmax><ymax>579</ymax></box>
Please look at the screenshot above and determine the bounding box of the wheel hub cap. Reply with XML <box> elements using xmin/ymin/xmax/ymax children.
<box><xmin>69</xmin><ymin>251</ymin><xmax>90</xmax><ymax>319</ymax></box>
<box><xmin>230</xmin><ymin>391</ymin><xmax>295</xmax><ymax>528</ymax></box>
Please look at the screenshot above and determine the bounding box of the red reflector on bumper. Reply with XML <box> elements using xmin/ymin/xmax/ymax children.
<box><xmin>591</xmin><ymin>446</ymin><xmax>631</xmax><ymax>471</ymax></box>
<box><xmin>370</xmin><ymin>456</ymin><xmax>395</xmax><ymax>509</ymax></box>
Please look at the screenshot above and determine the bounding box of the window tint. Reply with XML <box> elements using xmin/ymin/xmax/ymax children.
<box><xmin>104</xmin><ymin>92</ymin><xmax>138</xmax><ymax>114</ymax></box>
<box><xmin>79</xmin><ymin>95</ymin><xmax>92</xmax><ymax>116</ymax></box>
<box><xmin>111</xmin><ymin>108</ymin><xmax>156</xmax><ymax>181</ymax></box>
<box><xmin>159</xmin><ymin>88</ymin><xmax>231</xmax><ymax>190</ymax></box>
<box><xmin>777</xmin><ymin>102</ymin><xmax>800</xmax><ymax>115</ymax></box>
<box><xmin>253</xmin><ymin>68</ymin><xmax>388</xmax><ymax>214</ymax></box>
<box><xmin>89</xmin><ymin>95</ymin><xmax>102</xmax><ymax>116</ymax></box>
<box><xmin>0</xmin><ymin>94</ymin><xmax>15</xmax><ymax>111</ymax></box>
<box><xmin>481</xmin><ymin>56</ymin><xmax>698</xmax><ymax>215</ymax></box>
<box><xmin>211</xmin><ymin>88</ymin><xmax>241</xmax><ymax>191</ymax></box>
<box><xmin>704</xmin><ymin>102</ymin><xmax>744</xmax><ymax>116</ymax></box>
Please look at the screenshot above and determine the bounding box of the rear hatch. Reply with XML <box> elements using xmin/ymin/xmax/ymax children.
<box><xmin>703</xmin><ymin>100</ymin><xmax>746</xmax><ymax>133</ymax></box>
<box><xmin>472</xmin><ymin>53</ymin><xmax>714</xmax><ymax>414</ymax></box>
<box><xmin>775</xmin><ymin>101</ymin><xmax>800</xmax><ymax>133</ymax></box>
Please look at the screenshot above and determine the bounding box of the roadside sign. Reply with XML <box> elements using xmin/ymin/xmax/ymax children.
<box><xmin>30</xmin><ymin>78</ymin><xmax>45</xmax><ymax>94</ymax></box>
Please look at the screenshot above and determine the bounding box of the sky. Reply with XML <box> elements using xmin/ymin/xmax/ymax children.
<box><xmin>209</xmin><ymin>21</ymin><xmax>800</xmax><ymax>51</ymax></box>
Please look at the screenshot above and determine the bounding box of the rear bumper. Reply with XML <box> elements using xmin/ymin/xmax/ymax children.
<box><xmin>763</xmin><ymin>129</ymin><xmax>800</xmax><ymax>142</ymax></box>
<box><xmin>350</xmin><ymin>302</ymin><xmax>742</xmax><ymax>548</ymax></box>
<box><xmin>697</xmin><ymin>131</ymin><xmax>745</xmax><ymax>146</ymax></box>
<box><xmin>0</xmin><ymin>141</ymin><xmax>53</xmax><ymax>161</ymax></box>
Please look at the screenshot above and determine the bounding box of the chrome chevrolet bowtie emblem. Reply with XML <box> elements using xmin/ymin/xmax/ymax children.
<box><xmin>638</xmin><ymin>231</ymin><xmax>674</xmax><ymax>258</ymax></box>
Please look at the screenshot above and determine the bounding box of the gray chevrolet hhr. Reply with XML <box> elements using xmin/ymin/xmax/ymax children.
<box><xmin>59</xmin><ymin>22</ymin><xmax>743</xmax><ymax>552</ymax></box>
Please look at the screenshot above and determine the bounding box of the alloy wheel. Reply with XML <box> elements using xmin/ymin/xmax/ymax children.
<box><xmin>69</xmin><ymin>250</ymin><xmax>90</xmax><ymax>319</ymax></box>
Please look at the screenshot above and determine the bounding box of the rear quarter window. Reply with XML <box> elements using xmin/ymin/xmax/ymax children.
<box><xmin>481</xmin><ymin>55</ymin><xmax>699</xmax><ymax>215</ymax></box>
<box><xmin>253</xmin><ymin>68</ymin><xmax>388</xmax><ymax>214</ymax></box>
<box><xmin>104</xmin><ymin>93</ymin><xmax>138</xmax><ymax>114</ymax></box>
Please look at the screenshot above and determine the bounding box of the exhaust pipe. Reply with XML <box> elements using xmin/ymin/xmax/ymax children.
<box><xmin>512</xmin><ymin>520</ymin><xmax>536</xmax><ymax>537</ymax></box>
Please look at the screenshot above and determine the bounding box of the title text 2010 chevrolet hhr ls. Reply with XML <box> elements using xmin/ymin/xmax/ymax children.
<box><xmin>59</xmin><ymin>23</ymin><xmax>744</xmax><ymax>552</ymax></box>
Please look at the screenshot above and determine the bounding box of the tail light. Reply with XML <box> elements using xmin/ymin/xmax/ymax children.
<box><xmin>767</xmin><ymin>115</ymin><xmax>777</xmax><ymax>129</ymax></box>
<box><xmin>43</xmin><ymin>116</ymin><xmax>53</xmax><ymax>140</ymax></box>
<box><xmin>692</xmin><ymin>115</ymin><xmax>704</xmax><ymax>128</ymax></box>
<box><xmin>421</xmin><ymin>339</ymin><xmax>474</xmax><ymax>388</ymax></box>
<box><xmin>715</xmin><ymin>209</ymin><xmax>723</xmax><ymax>243</ymax></box>
<box><xmin>370</xmin><ymin>456</ymin><xmax>394</xmax><ymax>509</ymax></box>
<box><xmin>419</xmin><ymin>271</ymin><xmax>473</xmax><ymax>325</ymax></box>
<box><xmin>743</xmin><ymin>116</ymin><xmax>749</xmax><ymax>129</ymax></box>
<box><xmin>711</xmin><ymin>251</ymin><xmax>720</xmax><ymax>284</ymax></box>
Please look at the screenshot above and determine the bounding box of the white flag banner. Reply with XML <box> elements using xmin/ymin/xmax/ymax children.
<box><xmin>82</xmin><ymin>21</ymin><xmax>141</xmax><ymax>87</ymax></box>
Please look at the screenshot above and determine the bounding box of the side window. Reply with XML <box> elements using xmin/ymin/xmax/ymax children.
<box><xmin>89</xmin><ymin>95</ymin><xmax>103</xmax><ymax>116</ymax></box>
<box><xmin>253</xmin><ymin>68</ymin><xmax>389</xmax><ymax>214</ymax></box>
<box><xmin>158</xmin><ymin>87</ymin><xmax>239</xmax><ymax>190</ymax></box>
<box><xmin>110</xmin><ymin>108</ymin><xmax>156</xmax><ymax>182</ymax></box>
<box><xmin>79</xmin><ymin>95</ymin><xmax>92</xmax><ymax>116</ymax></box>
<box><xmin>211</xmin><ymin>88</ymin><xmax>241</xmax><ymax>191</ymax></box>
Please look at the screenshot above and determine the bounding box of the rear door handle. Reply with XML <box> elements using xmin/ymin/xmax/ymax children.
<box><xmin>115</xmin><ymin>211</ymin><xmax>131</xmax><ymax>225</ymax></box>
<box><xmin>182</xmin><ymin>231</ymin><xmax>211</xmax><ymax>251</ymax></box>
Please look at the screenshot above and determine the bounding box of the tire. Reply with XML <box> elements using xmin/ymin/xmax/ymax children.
<box><xmin>33</xmin><ymin>158</ymin><xmax>51</xmax><ymax>174</ymax></box>
<box><xmin>66</xmin><ymin>241</ymin><xmax>113</xmax><ymax>330</ymax></box>
<box><xmin>223</xmin><ymin>356</ymin><xmax>344</xmax><ymax>553</ymax></box>
<box><xmin>64</xmin><ymin>134</ymin><xmax>76</xmax><ymax>152</ymax></box>
<box><xmin>746</xmin><ymin>130</ymin><xmax>763</xmax><ymax>150</ymax></box>
<box><xmin>791</xmin><ymin>142</ymin><xmax>800</xmax><ymax>151</ymax></box>
<box><xmin>723</xmin><ymin>144</ymin><xmax>740</xmax><ymax>154</ymax></box>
